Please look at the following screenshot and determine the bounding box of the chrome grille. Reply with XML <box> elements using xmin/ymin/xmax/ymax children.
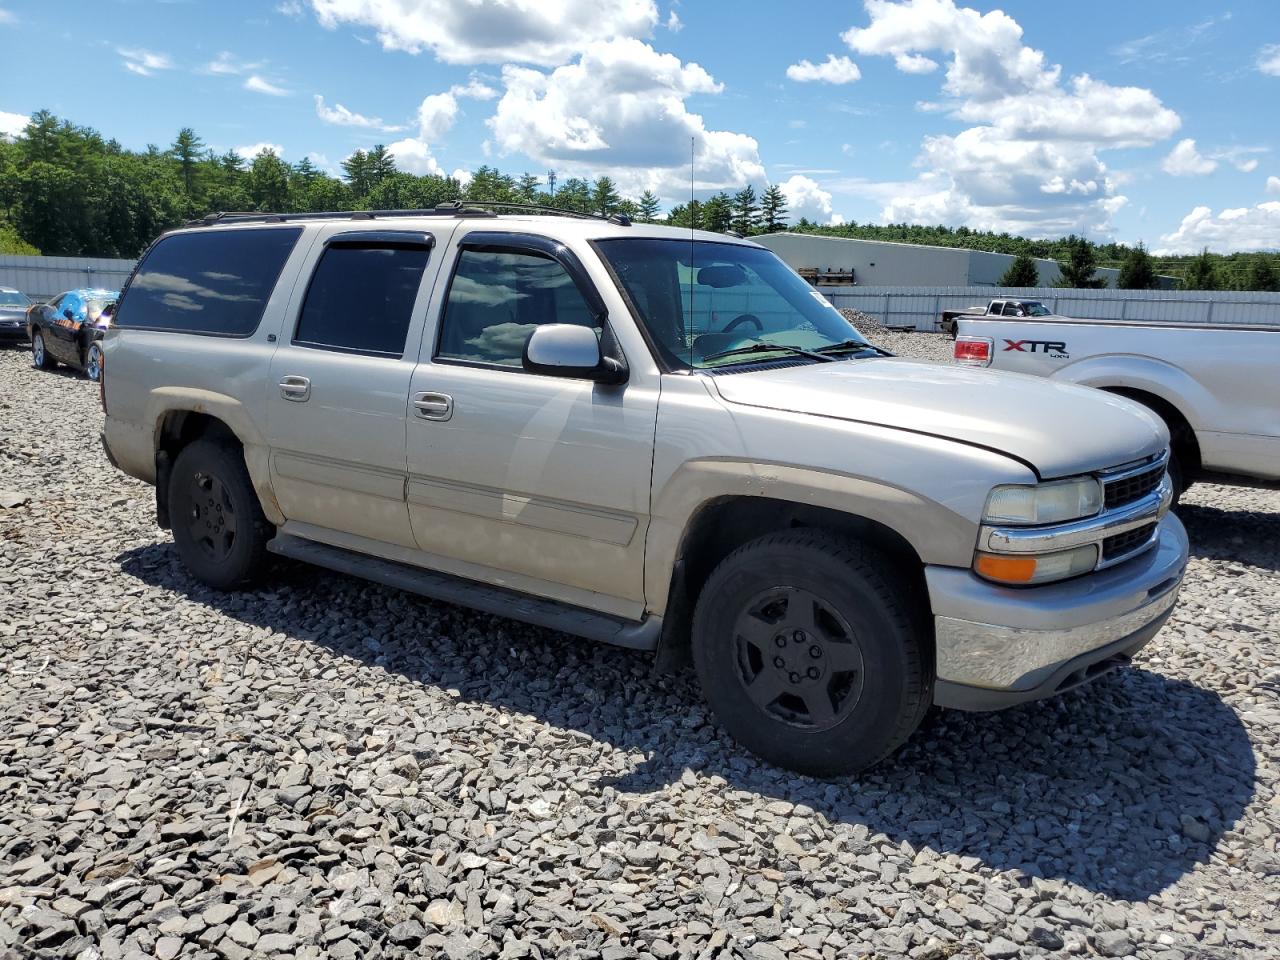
<box><xmin>1102</xmin><ymin>522</ymin><xmax>1158</xmax><ymax>562</ymax></box>
<box><xmin>1103</xmin><ymin>460</ymin><xmax>1166</xmax><ymax>510</ymax></box>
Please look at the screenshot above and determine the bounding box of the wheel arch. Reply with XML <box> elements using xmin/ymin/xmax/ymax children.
<box><xmin>655</xmin><ymin>494</ymin><xmax>933</xmax><ymax>672</ymax></box>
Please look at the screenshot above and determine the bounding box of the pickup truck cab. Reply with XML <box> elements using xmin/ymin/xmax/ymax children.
<box><xmin>101</xmin><ymin>207</ymin><xmax>1187</xmax><ymax>775</ymax></box>
<box><xmin>953</xmin><ymin>313</ymin><xmax>1280</xmax><ymax>496</ymax></box>
<box><xmin>940</xmin><ymin>299</ymin><xmax>1053</xmax><ymax>336</ymax></box>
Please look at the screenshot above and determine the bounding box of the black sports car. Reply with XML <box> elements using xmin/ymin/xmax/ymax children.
<box><xmin>28</xmin><ymin>287</ymin><xmax>119</xmax><ymax>381</ymax></box>
<box><xmin>0</xmin><ymin>287</ymin><xmax>33</xmax><ymax>343</ymax></box>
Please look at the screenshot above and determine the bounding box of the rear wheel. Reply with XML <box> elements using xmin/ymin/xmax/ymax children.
<box><xmin>168</xmin><ymin>439</ymin><xmax>272</xmax><ymax>590</ymax></box>
<box><xmin>31</xmin><ymin>331</ymin><xmax>54</xmax><ymax>370</ymax></box>
<box><xmin>692</xmin><ymin>530</ymin><xmax>931</xmax><ymax>777</ymax></box>
<box><xmin>85</xmin><ymin>343</ymin><xmax>103</xmax><ymax>382</ymax></box>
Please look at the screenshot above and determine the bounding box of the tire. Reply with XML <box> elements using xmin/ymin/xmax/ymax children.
<box><xmin>31</xmin><ymin>331</ymin><xmax>54</xmax><ymax>370</ymax></box>
<box><xmin>692</xmin><ymin>530</ymin><xmax>932</xmax><ymax>777</ymax></box>
<box><xmin>1166</xmin><ymin>448</ymin><xmax>1185</xmax><ymax>507</ymax></box>
<box><xmin>168</xmin><ymin>439</ymin><xmax>273</xmax><ymax>590</ymax></box>
<box><xmin>85</xmin><ymin>342</ymin><xmax>103</xmax><ymax>382</ymax></box>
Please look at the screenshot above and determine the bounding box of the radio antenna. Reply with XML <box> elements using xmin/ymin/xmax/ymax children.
<box><xmin>688</xmin><ymin>136</ymin><xmax>695</xmax><ymax>366</ymax></box>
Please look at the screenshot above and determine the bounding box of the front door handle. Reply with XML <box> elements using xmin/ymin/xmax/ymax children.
<box><xmin>279</xmin><ymin>375</ymin><xmax>311</xmax><ymax>402</ymax></box>
<box><xmin>412</xmin><ymin>391</ymin><xmax>453</xmax><ymax>421</ymax></box>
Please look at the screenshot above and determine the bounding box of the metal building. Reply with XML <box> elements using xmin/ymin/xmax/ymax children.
<box><xmin>753</xmin><ymin>232</ymin><xmax>1134</xmax><ymax>289</ymax></box>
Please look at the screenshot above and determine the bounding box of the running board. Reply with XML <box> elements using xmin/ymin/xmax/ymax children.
<box><xmin>266</xmin><ymin>533</ymin><xmax>662</xmax><ymax>652</ymax></box>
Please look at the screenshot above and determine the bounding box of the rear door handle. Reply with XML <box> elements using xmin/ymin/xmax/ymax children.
<box><xmin>279</xmin><ymin>376</ymin><xmax>311</xmax><ymax>401</ymax></box>
<box><xmin>412</xmin><ymin>391</ymin><xmax>453</xmax><ymax>421</ymax></box>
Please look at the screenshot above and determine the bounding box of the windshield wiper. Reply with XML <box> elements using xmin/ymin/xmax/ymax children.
<box><xmin>702</xmin><ymin>342</ymin><xmax>835</xmax><ymax>364</ymax></box>
<box><xmin>815</xmin><ymin>339</ymin><xmax>894</xmax><ymax>358</ymax></box>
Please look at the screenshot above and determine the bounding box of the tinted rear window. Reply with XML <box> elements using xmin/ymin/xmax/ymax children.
<box><xmin>115</xmin><ymin>228</ymin><xmax>302</xmax><ymax>336</ymax></box>
<box><xmin>294</xmin><ymin>244</ymin><xmax>430</xmax><ymax>356</ymax></box>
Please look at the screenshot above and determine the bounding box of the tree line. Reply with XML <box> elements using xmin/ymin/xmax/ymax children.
<box><xmin>0</xmin><ymin>110</ymin><xmax>1276</xmax><ymax>293</ymax></box>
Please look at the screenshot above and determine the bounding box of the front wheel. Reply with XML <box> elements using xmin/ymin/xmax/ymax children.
<box><xmin>692</xmin><ymin>530</ymin><xmax>932</xmax><ymax>777</ymax></box>
<box><xmin>169</xmin><ymin>439</ymin><xmax>273</xmax><ymax>590</ymax></box>
<box><xmin>32</xmin><ymin>331</ymin><xmax>54</xmax><ymax>370</ymax></box>
<box><xmin>85</xmin><ymin>342</ymin><xmax>103</xmax><ymax>382</ymax></box>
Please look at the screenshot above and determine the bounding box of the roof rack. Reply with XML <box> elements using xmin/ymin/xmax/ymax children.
<box><xmin>185</xmin><ymin>200</ymin><xmax>632</xmax><ymax>229</ymax></box>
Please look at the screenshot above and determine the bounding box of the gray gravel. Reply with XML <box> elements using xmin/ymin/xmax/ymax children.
<box><xmin>2</xmin><ymin>342</ymin><xmax>1278</xmax><ymax>960</ymax></box>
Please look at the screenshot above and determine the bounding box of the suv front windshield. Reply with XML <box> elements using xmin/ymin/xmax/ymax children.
<box><xmin>0</xmin><ymin>291</ymin><xmax>29</xmax><ymax>307</ymax></box>
<box><xmin>595</xmin><ymin>238</ymin><xmax>872</xmax><ymax>370</ymax></box>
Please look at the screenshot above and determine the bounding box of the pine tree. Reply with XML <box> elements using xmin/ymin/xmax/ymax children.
<box><xmin>1243</xmin><ymin>254</ymin><xmax>1279</xmax><ymax>292</ymax></box>
<box><xmin>703</xmin><ymin>193</ymin><xmax>733</xmax><ymax>233</ymax></box>
<box><xmin>517</xmin><ymin>172</ymin><xmax>540</xmax><ymax>202</ymax></box>
<box><xmin>247</xmin><ymin>149</ymin><xmax>290</xmax><ymax>211</ymax></box>
<box><xmin>1053</xmin><ymin>235</ymin><xmax>1106</xmax><ymax>288</ymax></box>
<box><xmin>759</xmin><ymin>185</ymin><xmax>788</xmax><ymax>233</ymax></box>
<box><xmin>342</xmin><ymin>150</ymin><xmax>372</xmax><ymax>198</ymax></box>
<box><xmin>1117</xmin><ymin>242</ymin><xmax>1158</xmax><ymax>289</ymax></box>
<box><xmin>591</xmin><ymin>176</ymin><xmax>621</xmax><ymax>216</ymax></box>
<box><xmin>637</xmin><ymin>190</ymin><xmax>661</xmax><ymax>222</ymax></box>
<box><xmin>731</xmin><ymin>184</ymin><xmax>759</xmax><ymax>234</ymax></box>
<box><xmin>170</xmin><ymin>127</ymin><xmax>205</xmax><ymax>199</ymax></box>
<box><xmin>1181</xmin><ymin>248</ymin><xmax>1221</xmax><ymax>290</ymax></box>
<box><xmin>998</xmin><ymin>252</ymin><xmax>1039</xmax><ymax>287</ymax></box>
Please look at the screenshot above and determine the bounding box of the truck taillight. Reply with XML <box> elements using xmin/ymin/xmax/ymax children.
<box><xmin>954</xmin><ymin>336</ymin><xmax>993</xmax><ymax>367</ymax></box>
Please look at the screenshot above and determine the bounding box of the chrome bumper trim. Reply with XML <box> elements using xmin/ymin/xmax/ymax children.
<box><xmin>934</xmin><ymin>577</ymin><xmax>1180</xmax><ymax>691</ymax></box>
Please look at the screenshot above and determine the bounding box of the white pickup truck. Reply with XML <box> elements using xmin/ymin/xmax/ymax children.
<box><xmin>100</xmin><ymin>206</ymin><xmax>1186</xmax><ymax>776</ymax></box>
<box><xmin>953</xmin><ymin>314</ymin><xmax>1280</xmax><ymax>495</ymax></box>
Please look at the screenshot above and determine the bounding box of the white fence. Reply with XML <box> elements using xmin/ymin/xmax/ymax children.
<box><xmin>818</xmin><ymin>285</ymin><xmax>1280</xmax><ymax>331</ymax></box>
<box><xmin>0</xmin><ymin>254</ymin><xmax>137</xmax><ymax>300</ymax></box>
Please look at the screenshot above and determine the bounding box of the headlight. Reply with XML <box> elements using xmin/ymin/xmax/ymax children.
<box><xmin>983</xmin><ymin>476</ymin><xmax>1102</xmax><ymax>526</ymax></box>
<box><xmin>974</xmin><ymin>544</ymin><xmax>1099</xmax><ymax>585</ymax></box>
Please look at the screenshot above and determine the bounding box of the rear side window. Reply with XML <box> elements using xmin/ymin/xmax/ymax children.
<box><xmin>115</xmin><ymin>228</ymin><xmax>302</xmax><ymax>337</ymax></box>
<box><xmin>294</xmin><ymin>244</ymin><xmax>431</xmax><ymax>356</ymax></box>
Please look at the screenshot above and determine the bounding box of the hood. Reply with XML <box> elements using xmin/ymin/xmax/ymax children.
<box><xmin>710</xmin><ymin>358</ymin><xmax>1166</xmax><ymax>479</ymax></box>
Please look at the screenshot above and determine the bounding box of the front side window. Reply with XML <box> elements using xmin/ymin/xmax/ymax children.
<box><xmin>294</xmin><ymin>244</ymin><xmax>431</xmax><ymax>356</ymax></box>
<box><xmin>436</xmin><ymin>248</ymin><xmax>599</xmax><ymax>367</ymax></box>
<box><xmin>115</xmin><ymin>227</ymin><xmax>302</xmax><ymax>336</ymax></box>
<box><xmin>596</xmin><ymin>238</ymin><xmax>870</xmax><ymax>369</ymax></box>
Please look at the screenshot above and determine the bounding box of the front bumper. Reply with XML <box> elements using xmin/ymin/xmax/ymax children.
<box><xmin>0</xmin><ymin>319</ymin><xmax>27</xmax><ymax>341</ymax></box>
<box><xmin>928</xmin><ymin>512</ymin><xmax>1188</xmax><ymax>711</ymax></box>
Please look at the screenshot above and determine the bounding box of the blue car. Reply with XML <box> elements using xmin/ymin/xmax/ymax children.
<box><xmin>28</xmin><ymin>287</ymin><xmax>119</xmax><ymax>381</ymax></box>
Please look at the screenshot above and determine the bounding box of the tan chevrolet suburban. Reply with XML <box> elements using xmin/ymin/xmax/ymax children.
<box><xmin>100</xmin><ymin>205</ymin><xmax>1188</xmax><ymax>776</ymax></box>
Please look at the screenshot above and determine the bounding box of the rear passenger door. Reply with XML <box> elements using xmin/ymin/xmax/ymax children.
<box><xmin>266</xmin><ymin>227</ymin><xmax>451</xmax><ymax>548</ymax></box>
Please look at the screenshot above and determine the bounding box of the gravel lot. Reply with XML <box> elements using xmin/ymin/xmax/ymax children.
<box><xmin>1</xmin><ymin>339</ymin><xmax>1277</xmax><ymax>960</ymax></box>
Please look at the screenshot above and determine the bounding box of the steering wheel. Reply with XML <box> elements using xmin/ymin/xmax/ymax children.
<box><xmin>723</xmin><ymin>313</ymin><xmax>762</xmax><ymax>333</ymax></box>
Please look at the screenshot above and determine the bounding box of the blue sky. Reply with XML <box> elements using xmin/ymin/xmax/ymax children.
<box><xmin>3</xmin><ymin>0</ymin><xmax>1279</xmax><ymax>252</ymax></box>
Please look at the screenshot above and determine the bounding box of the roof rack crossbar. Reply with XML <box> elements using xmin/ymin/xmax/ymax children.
<box><xmin>184</xmin><ymin>200</ymin><xmax>633</xmax><ymax>229</ymax></box>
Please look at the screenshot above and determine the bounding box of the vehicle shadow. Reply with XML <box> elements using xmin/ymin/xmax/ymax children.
<box><xmin>118</xmin><ymin>542</ymin><xmax>1256</xmax><ymax>902</ymax></box>
<box><xmin>1177</xmin><ymin>502</ymin><xmax>1280</xmax><ymax>572</ymax></box>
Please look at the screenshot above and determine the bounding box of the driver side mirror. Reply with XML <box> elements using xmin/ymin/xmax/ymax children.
<box><xmin>522</xmin><ymin>324</ymin><xmax>627</xmax><ymax>384</ymax></box>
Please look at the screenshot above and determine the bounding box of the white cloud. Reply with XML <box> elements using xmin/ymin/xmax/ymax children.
<box><xmin>234</xmin><ymin>143</ymin><xmax>285</xmax><ymax>161</ymax></box>
<box><xmin>452</xmin><ymin>168</ymin><xmax>474</xmax><ymax>188</ymax></box>
<box><xmin>205</xmin><ymin>51</ymin><xmax>263</xmax><ymax>75</ymax></box>
<box><xmin>245</xmin><ymin>75</ymin><xmax>291</xmax><ymax>96</ymax></box>
<box><xmin>833</xmin><ymin>0</ymin><xmax>1180</xmax><ymax>237</ymax></box>
<box><xmin>416</xmin><ymin>92</ymin><xmax>459</xmax><ymax>141</ymax></box>
<box><xmin>314</xmin><ymin>94</ymin><xmax>404</xmax><ymax>131</ymax></box>
<box><xmin>1162</xmin><ymin>139</ymin><xmax>1217</xmax><ymax>177</ymax></box>
<box><xmin>118</xmin><ymin>48</ymin><xmax>172</xmax><ymax>77</ymax></box>
<box><xmin>786</xmin><ymin>54</ymin><xmax>862</xmax><ymax>84</ymax></box>
<box><xmin>666</xmin><ymin>10</ymin><xmax>682</xmax><ymax>32</ymax></box>
<box><xmin>450</xmin><ymin>74</ymin><xmax>499</xmax><ymax>100</ymax></box>
<box><xmin>487</xmin><ymin>37</ymin><xmax>763</xmax><ymax>199</ymax></box>
<box><xmin>894</xmin><ymin>53</ymin><xmax>938</xmax><ymax>73</ymax></box>
<box><xmin>1211</xmin><ymin>145</ymin><xmax>1268</xmax><ymax>173</ymax></box>
<box><xmin>0</xmin><ymin>8</ymin><xmax>15</xmax><ymax>25</ymax></box>
<box><xmin>386</xmin><ymin>138</ymin><xmax>444</xmax><ymax>175</ymax></box>
<box><xmin>1258</xmin><ymin>44</ymin><xmax>1280</xmax><ymax>77</ymax></box>
<box><xmin>1157</xmin><ymin>202</ymin><xmax>1280</xmax><ymax>254</ymax></box>
<box><xmin>1267</xmin><ymin>176</ymin><xmax>1280</xmax><ymax>195</ymax></box>
<box><xmin>777</xmin><ymin>175</ymin><xmax>841</xmax><ymax>224</ymax></box>
<box><xmin>0</xmin><ymin>109</ymin><xmax>27</xmax><ymax>138</ymax></box>
<box><xmin>307</xmin><ymin>0</ymin><xmax>659</xmax><ymax>66</ymax></box>
<box><xmin>277</xmin><ymin>0</ymin><xmax>303</xmax><ymax>15</ymax></box>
